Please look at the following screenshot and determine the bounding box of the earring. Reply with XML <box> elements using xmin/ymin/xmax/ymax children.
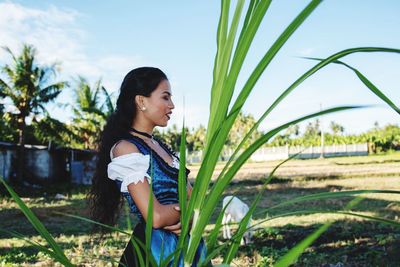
<box><xmin>141</xmin><ymin>106</ymin><xmax>146</xmax><ymax>111</ymax></box>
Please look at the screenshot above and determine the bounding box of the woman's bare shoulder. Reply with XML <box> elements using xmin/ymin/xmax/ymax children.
<box><xmin>112</xmin><ymin>140</ymin><xmax>140</xmax><ymax>158</ymax></box>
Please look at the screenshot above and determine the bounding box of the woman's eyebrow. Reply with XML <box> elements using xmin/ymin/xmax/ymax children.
<box><xmin>162</xmin><ymin>91</ymin><xmax>172</xmax><ymax>96</ymax></box>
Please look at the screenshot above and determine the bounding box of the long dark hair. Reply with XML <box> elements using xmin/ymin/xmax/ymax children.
<box><xmin>87</xmin><ymin>67</ymin><xmax>168</xmax><ymax>230</ymax></box>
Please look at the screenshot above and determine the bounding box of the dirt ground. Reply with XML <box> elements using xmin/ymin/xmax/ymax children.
<box><xmin>1</xmin><ymin>153</ymin><xmax>399</xmax><ymax>266</ymax></box>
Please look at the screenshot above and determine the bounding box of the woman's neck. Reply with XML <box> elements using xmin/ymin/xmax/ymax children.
<box><xmin>131</xmin><ymin>126</ymin><xmax>153</xmax><ymax>136</ymax></box>
<box><xmin>129</xmin><ymin>123</ymin><xmax>157</xmax><ymax>146</ymax></box>
<box><xmin>131</xmin><ymin>123</ymin><xmax>154</xmax><ymax>136</ymax></box>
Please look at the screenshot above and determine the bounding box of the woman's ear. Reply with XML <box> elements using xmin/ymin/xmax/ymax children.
<box><xmin>135</xmin><ymin>95</ymin><xmax>148</xmax><ymax>111</ymax></box>
<box><xmin>135</xmin><ymin>95</ymin><xmax>143</xmax><ymax>108</ymax></box>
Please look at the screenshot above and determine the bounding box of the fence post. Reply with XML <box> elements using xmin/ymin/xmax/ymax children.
<box><xmin>286</xmin><ymin>144</ymin><xmax>289</xmax><ymax>159</ymax></box>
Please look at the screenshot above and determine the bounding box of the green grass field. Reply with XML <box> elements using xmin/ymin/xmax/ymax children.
<box><xmin>1</xmin><ymin>152</ymin><xmax>399</xmax><ymax>266</ymax></box>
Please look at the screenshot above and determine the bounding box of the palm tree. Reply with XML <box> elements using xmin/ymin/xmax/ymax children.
<box><xmin>330</xmin><ymin>121</ymin><xmax>345</xmax><ymax>135</ymax></box>
<box><xmin>0</xmin><ymin>44</ymin><xmax>67</xmax><ymax>183</ymax></box>
<box><xmin>31</xmin><ymin>114</ymin><xmax>78</xmax><ymax>147</ymax></box>
<box><xmin>0</xmin><ymin>101</ymin><xmax>17</xmax><ymax>142</ymax></box>
<box><xmin>71</xmin><ymin>76</ymin><xmax>115</xmax><ymax>149</ymax></box>
<box><xmin>225</xmin><ymin>111</ymin><xmax>263</xmax><ymax>150</ymax></box>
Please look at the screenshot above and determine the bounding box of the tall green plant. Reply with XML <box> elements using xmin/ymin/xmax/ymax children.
<box><xmin>0</xmin><ymin>176</ymin><xmax>73</xmax><ymax>266</ymax></box>
<box><xmin>175</xmin><ymin>0</ymin><xmax>400</xmax><ymax>265</ymax></box>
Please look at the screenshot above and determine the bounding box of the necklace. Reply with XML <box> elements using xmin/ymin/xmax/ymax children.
<box><xmin>130</xmin><ymin>127</ymin><xmax>157</xmax><ymax>145</ymax></box>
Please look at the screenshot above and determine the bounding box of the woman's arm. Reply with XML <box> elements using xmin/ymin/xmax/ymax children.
<box><xmin>112</xmin><ymin>140</ymin><xmax>180</xmax><ymax>228</ymax></box>
<box><xmin>187</xmin><ymin>179</ymin><xmax>193</xmax><ymax>200</ymax></box>
<box><xmin>162</xmin><ymin>179</ymin><xmax>194</xmax><ymax>235</ymax></box>
<box><xmin>128</xmin><ymin>180</ymin><xmax>180</xmax><ymax>228</ymax></box>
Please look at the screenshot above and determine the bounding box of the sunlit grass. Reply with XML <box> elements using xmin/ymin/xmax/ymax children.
<box><xmin>1</xmin><ymin>153</ymin><xmax>399</xmax><ymax>265</ymax></box>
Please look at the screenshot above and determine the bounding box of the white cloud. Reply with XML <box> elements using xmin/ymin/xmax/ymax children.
<box><xmin>0</xmin><ymin>1</ymin><xmax>142</xmax><ymax>86</ymax></box>
<box><xmin>0</xmin><ymin>2</ymin><xmax>83</xmax><ymax>67</ymax></box>
<box><xmin>0</xmin><ymin>1</ymin><xmax>146</xmax><ymax>122</ymax></box>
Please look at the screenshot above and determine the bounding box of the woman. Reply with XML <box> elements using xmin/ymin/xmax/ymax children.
<box><xmin>87</xmin><ymin>67</ymin><xmax>206</xmax><ymax>266</ymax></box>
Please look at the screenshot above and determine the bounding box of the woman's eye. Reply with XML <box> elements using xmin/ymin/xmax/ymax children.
<box><xmin>163</xmin><ymin>97</ymin><xmax>169</xmax><ymax>100</ymax></box>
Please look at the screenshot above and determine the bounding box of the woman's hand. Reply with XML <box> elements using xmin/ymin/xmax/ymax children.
<box><xmin>163</xmin><ymin>206</ymin><xmax>194</xmax><ymax>235</ymax></box>
<box><xmin>163</xmin><ymin>206</ymin><xmax>181</xmax><ymax>235</ymax></box>
<box><xmin>163</xmin><ymin>221</ymin><xmax>181</xmax><ymax>235</ymax></box>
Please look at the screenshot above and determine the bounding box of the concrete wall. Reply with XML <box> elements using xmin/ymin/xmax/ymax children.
<box><xmin>186</xmin><ymin>143</ymin><xmax>369</xmax><ymax>163</ymax></box>
<box><xmin>0</xmin><ymin>142</ymin><xmax>95</xmax><ymax>184</ymax></box>
<box><xmin>289</xmin><ymin>143</ymin><xmax>369</xmax><ymax>160</ymax></box>
<box><xmin>25</xmin><ymin>148</ymin><xmax>52</xmax><ymax>180</ymax></box>
<box><xmin>70</xmin><ymin>150</ymin><xmax>97</xmax><ymax>185</ymax></box>
<box><xmin>0</xmin><ymin>148</ymin><xmax>14</xmax><ymax>181</ymax></box>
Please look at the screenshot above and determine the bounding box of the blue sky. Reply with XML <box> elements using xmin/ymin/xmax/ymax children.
<box><xmin>0</xmin><ymin>0</ymin><xmax>399</xmax><ymax>135</ymax></box>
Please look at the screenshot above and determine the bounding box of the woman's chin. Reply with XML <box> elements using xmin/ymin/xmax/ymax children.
<box><xmin>158</xmin><ymin>121</ymin><xmax>168</xmax><ymax>127</ymax></box>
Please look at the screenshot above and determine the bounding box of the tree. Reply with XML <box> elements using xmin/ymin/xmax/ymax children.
<box><xmin>330</xmin><ymin>121</ymin><xmax>345</xmax><ymax>135</ymax></box>
<box><xmin>0</xmin><ymin>44</ymin><xmax>67</xmax><ymax>183</ymax></box>
<box><xmin>155</xmin><ymin>113</ymin><xmax>262</xmax><ymax>154</ymax></box>
<box><xmin>156</xmin><ymin>124</ymin><xmax>188</xmax><ymax>152</ymax></box>
<box><xmin>155</xmin><ymin>124</ymin><xmax>205</xmax><ymax>153</ymax></box>
<box><xmin>70</xmin><ymin>76</ymin><xmax>115</xmax><ymax>149</ymax></box>
<box><xmin>31</xmin><ymin>115</ymin><xmax>78</xmax><ymax>147</ymax></box>
<box><xmin>0</xmin><ymin>101</ymin><xmax>18</xmax><ymax>142</ymax></box>
<box><xmin>225</xmin><ymin>111</ymin><xmax>263</xmax><ymax>150</ymax></box>
<box><xmin>363</xmin><ymin>124</ymin><xmax>400</xmax><ymax>152</ymax></box>
<box><xmin>286</xmin><ymin>124</ymin><xmax>300</xmax><ymax>137</ymax></box>
<box><xmin>187</xmin><ymin>125</ymin><xmax>206</xmax><ymax>152</ymax></box>
<box><xmin>304</xmin><ymin>119</ymin><xmax>321</xmax><ymax>138</ymax></box>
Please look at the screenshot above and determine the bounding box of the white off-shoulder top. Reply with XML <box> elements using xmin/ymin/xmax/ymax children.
<box><xmin>107</xmin><ymin>142</ymin><xmax>180</xmax><ymax>193</ymax></box>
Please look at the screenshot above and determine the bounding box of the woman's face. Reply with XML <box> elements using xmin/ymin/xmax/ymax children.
<box><xmin>140</xmin><ymin>79</ymin><xmax>175</xmax><ymax>127</ymax></box>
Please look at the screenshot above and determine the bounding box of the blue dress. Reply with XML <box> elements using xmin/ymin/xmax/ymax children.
<box><xmin>114</xmin><ymin>135</ymin><xmax>207</xmax><ymax>267</ymax></box>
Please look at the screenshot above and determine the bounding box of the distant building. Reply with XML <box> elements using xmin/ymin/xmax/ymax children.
<box><xmin>0</xmin><ymin>141</ymin><xmax>96</xmax><ymax>185</ymax></box>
